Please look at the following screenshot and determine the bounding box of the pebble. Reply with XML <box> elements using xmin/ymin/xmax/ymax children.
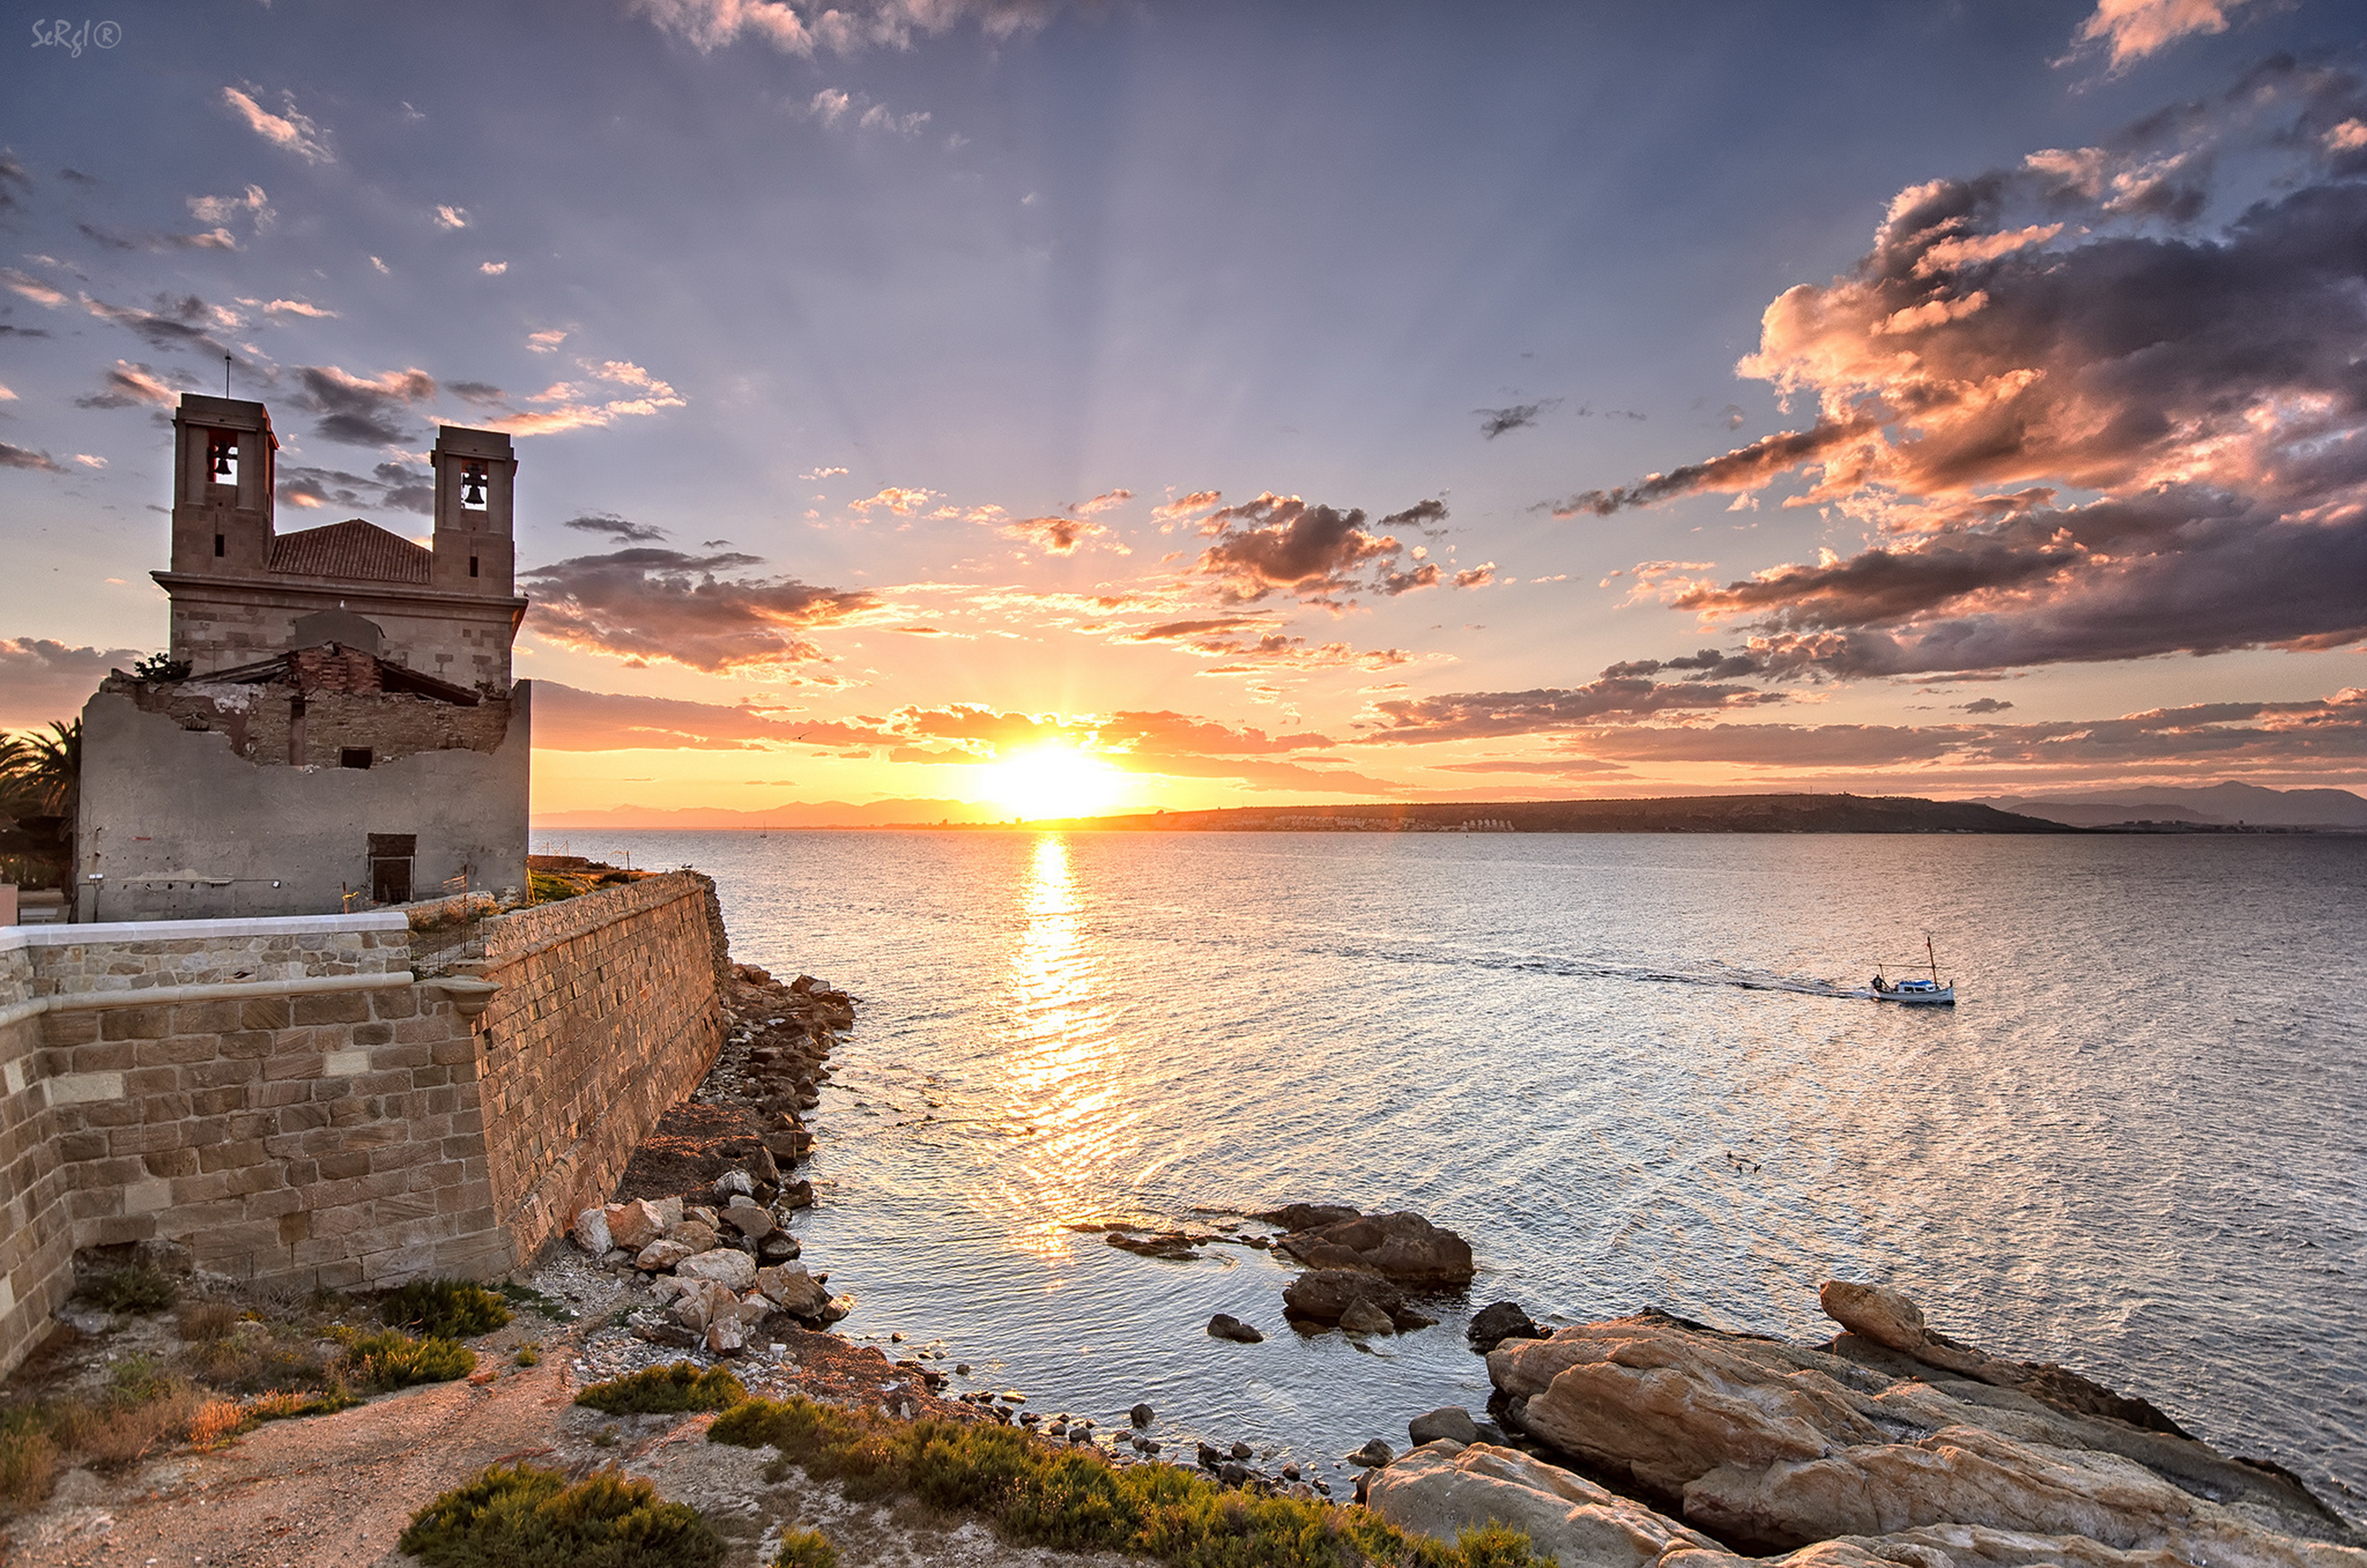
<box><xmin>1129</xmin><ymin>1402</ymin><xmax>1156</xmax><ymax>1428</ymax></box>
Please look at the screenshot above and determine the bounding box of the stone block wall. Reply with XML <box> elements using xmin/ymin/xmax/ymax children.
<box><xmin>0</xmin><ymin>872</ymin><xmax>729</xmax><ymax>1379</ymax></box>
<box><xmin>473</xmin><ymin>872</ymin><xmax>730</xmax><ymax>1264</ymax></box>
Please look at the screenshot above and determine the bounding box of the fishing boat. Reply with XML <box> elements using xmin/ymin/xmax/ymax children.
<box><xmin>1870</xmin><ymin>935</ymin><xmax>1956</xmax><ymax>1005</ymax></box>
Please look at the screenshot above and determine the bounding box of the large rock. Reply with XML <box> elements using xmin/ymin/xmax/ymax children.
<box><xmin>1282</xmin><ymin>1269</ymin><xmax>1438</xmax><ymax>1331</ymax></box>
<box><xmin>1339</xmin><ymin>1297</ymin><xmax>1397</xmax><ymax>1336</ymax></box>
<box><xmin>634</xmin><ymin>1238</ymin><xmax>695</xmax><ymax>1272</ymax></box>
<box><xmin>1469</xmin><ymin>1299</ymin><xmax>1548</xmax><ymax>1354</ymax></box>
<box><xmin>755</xmin><ymin>1264</ymin><xmax>831</xmax><ymax>1317</ymax></box>
<box><xmin>603</xmin><ymin>1199</ymin><xmax>666</xmax><ymax>1251</ymax></box>
<box><xmin>571</xmin><ymin>1207</ymin><xmax>613</xmax><ymax>1255</ymax></box>
<box><xmin>1819</xmin><ymin>1281</ymin><xmax>2189</xmax><ymax>1438</ymax></box>
<box><xmin>1276</xmin><ymin>1210</ymin><xmax>1475</xmax><ymax>1286</ymax></box>
<box><xmin>1408</xmin><ymin>1407</ymin><xmax>1481</xmax><ymax>1447</ymax></box>
<box><xmin>676</xmin><ymin>1247</ymin><xmax>758</xmax><ymax>1292</ymax></box>
<box><xmin>1486</xmin><ymin>1301</ymin><xmax>2362</xmax><ymax>1566</ymax></box>
<box><xmin>1370</xmin><ymin>1441</ymin><xmax>1725</xmax><ymax>1568</ymax></box>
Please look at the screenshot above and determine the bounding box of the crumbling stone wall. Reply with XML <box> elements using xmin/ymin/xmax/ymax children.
<box><xmin>109</xmin><ymin>675</ymin><xmax>513</xmax><ymax>768</ymax></box>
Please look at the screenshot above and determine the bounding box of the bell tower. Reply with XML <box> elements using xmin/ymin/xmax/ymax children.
<box><xmin>168</xmin><ymin>395</ymin><xmax>277</xmax><ymax>579</ymax></box>
<box><xmin>429</xmin><ymin>425</ymin><xmax>516</xmax><ymax>597</ymax></box>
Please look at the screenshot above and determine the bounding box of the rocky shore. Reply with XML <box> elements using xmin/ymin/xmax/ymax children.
<box><xmin>1363</xmin><ymin>1281</ymin><xmax>2364</xmax><ymax>1568</ymax></box>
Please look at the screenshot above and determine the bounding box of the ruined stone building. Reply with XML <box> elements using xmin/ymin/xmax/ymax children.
<box><xmin>75</xmin><ymin>395</ymin><xmax>531</xmax><ymax>921</ymax></box>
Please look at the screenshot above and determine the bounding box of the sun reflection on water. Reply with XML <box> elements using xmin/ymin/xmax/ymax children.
<box><xmin>996</xmin><ymin>835</ymin><xmax>1135</xmax><ymax>1254</ymax></box>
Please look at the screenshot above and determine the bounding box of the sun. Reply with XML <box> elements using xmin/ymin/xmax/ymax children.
<box><xmin>982</xmin><ymin>745</ymin><xmax>1129</xmax><ymax>821</ymax></box>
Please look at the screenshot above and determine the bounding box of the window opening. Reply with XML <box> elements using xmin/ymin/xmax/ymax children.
<box><xmin>214</xmin><ymin>533</ymin><xmax>225</xmax><ymax>557</ymax></box>
<box><xmin>468</xmin><ymin>555</ymin><xmax>479</xmax><ymax>578</ymax></box>
<box><xmin>207</xmin><ymin>431</ymin><xmax>237</xmax><ymax>487</ymax></box>
<box><xmin>461</xmin><ymin>460</ymin><xmax>488</xmax><ymax>511</ymax></box>
<box><xmin>340</xmin><ymin>747</ymin><xmax>373</xmax><ymax>770</ymax></box>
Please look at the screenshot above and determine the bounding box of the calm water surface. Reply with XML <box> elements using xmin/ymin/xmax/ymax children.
<box><xmin>571</xmin><ymin>830</ymin><xmax>2365</xmax><ymax>1505</ymax></box>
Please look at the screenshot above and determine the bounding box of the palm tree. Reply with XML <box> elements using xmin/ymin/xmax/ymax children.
<box><xmin>5</xmin><ymin>720</ymin><xmax>81</xmax><ymax>821</ymax></box>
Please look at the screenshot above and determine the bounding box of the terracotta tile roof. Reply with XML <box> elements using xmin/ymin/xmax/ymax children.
<box><xmin>266</xmin><ymin>518</ymin><xmax>431</xmax><ymax>584</ymax></box>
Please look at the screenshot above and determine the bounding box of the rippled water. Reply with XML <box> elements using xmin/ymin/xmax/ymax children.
<box><xmin>578</xmin><ymin>828</ymin><xmax>2366</xmax><ymax>1506</ymax></box>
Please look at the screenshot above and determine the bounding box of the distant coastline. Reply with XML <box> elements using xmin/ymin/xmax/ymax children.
<box><xmin>534</xmin><ymin>785</ymin><xmax>2367</xmax><ymax>836</ymax></box>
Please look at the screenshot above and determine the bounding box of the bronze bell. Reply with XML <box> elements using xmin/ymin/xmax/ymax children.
<box><xmin>462</xmin><ymin>465</ymin><xmax>486</xmax><ymax>506</ymax></box>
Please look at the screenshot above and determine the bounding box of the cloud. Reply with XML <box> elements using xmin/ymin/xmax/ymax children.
<box><xmin>480</xmin><ymin>261</ymin><xmax>509</xmax><ymax>276</ymax></box>
<box><xmin>528</xmin><ymin>329</ymin><xmax>568</xmax><ymax>353</ymax></box>
<box><xmin>1192</xmin><ymin>492</ymin><xmax>1446</xmax><ymax>606</ymax></box>
<box><xmin>564</xmin><ymin>512</ymin><xmax>670</xmax><ymax>543</ymax></box>
<box><xmin>221</xmin><ymin>86</ymin><xmax>333</xmax><ymax>163</ymax></box>
<box><xmin>277</xmin><ymin>460</ymin><xmax>434</xmax><ymax>515</ymax></box>
<box><xmin>0</xmin><ymin>444</ymin><xmax>67</xmax><ymax>475</ymax></box>
<box><xmin>799</xmin><ymin>465</ymin><xmax>849</xmax><ymax>480</ymax></box>
<box><xmin>189</xmin><ymin>185</ymin><xmax>272</xmax><ymax>228</ymax></box>
<box><xmin>2070</xmin><ymin>0</ymin><xmax>2257</xmax><ymax>69</ymax></box>
<box><xmin>1558</xmin><ymin>60</ymin><xmax>2367</xmax><ymax>679</ymax></box>
<box><xmin>462</xmin><ymin>359</ymin><xmax>689</xmax><ymax>437</ymax></box>
<box><xmin>1359</xmin><ymin>671</ymin><xmax>1787</xmax><ymax>743</ymax></box>
<box><xmin>0</xmin><ymin>153</ymin><xmax>27</xmax><ymax>214</ymax></box>
<box><xmin>72</xmin><ymin>455</ymin><xmax>105</xmax><ymax>470</ymax></box>
<box><xmin>73</xmin><ymin>360</ymin><xmax>183</xmax><ymax>410</ymax></box>
<box><xmin>1453</xmin><ymin>564</ymin><xmax>1497</xmax><ymax>589</ymax></box>
<box><xmin>0</xmin><ymin>637</ymin><xmax>149</xmax><ymax>727</ymax></box>
<box><xmin>848</xmin><ymin>486</ymin><xmax>938</xmax><ymax>515</ymax></box>
<box><xmin>291</xmin><ymin>364</ymin><xmax>438</xmax><ymax>446</ymax></box>
<box><xmin>633</xmin><ymin>0</ymin><xmax>1068</xmax><ymax>56</ymax></box>
<box><xmin>435</xmin><ymin>205</ymin><xmax>468</xmax><ymax>229</ymax></box>
<box><xmin>1477</xmin><ymin>399</ymin><xmax>1558</xmax><ymax>439</ymax></box>
<box><xmin>261</xmin><ymin>298</ymin><xmax>337</xmax><ymax>319</ymax></box>
<box><xmin>78</xmin><ymin>219</ymin><xmax>243</xmax><ymax>253</ymax></box>
<box><xmin>1</xmin><ymin>269</ymin><xmax>67</xmax><ymax>308</ymax></box>
<box><xmin>1000</xmin><ymin>516</ymin><xmax>1104</xmax><ymax>554</ymax></box>
<box><xmin>1152</xmin><ymin>490</ymin><xmax>1222</xmax><ymax>523</ymax></box>
<box><xmin>521</xmin><ymin>547</ymin><xmax>876</xmax><ymax>672</ymax></box>
<box><xmin>81</xmin><ymin>292</ymin><xmax>246</xmax><ymax>361</ymax></box>
<box><xmin>1124</xmin><ymin>616</ymin><xmax>1412</xmax><ymax>672</ymax></box>
<box><xmin>1958</xmin><ymin>697</ymin><xmax>2016</xmax><ymax>714</ymax></box>
<box><xmin>529</xmin><ymin>681</ymin><xmax>822</xmax><ymax>750</ymax></box>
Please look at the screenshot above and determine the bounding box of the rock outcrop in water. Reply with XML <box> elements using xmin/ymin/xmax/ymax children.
<box><xmin>1265</xmin><ymin>1205</ymin><xmax>1476</xmax><ymax>1286</ymax></box>
<box><xmin>1373</xmin><ymin>1283</ymin><xmax>2361</xmax><ymax>1568</ymax></box>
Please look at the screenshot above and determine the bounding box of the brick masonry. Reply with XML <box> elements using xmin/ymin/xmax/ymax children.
<box><xmin>0</xmin><ymin>872</ymin><xmax>727</xmax><ymax>1378</ymax></box>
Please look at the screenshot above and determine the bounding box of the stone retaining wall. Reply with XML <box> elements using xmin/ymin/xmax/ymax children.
<box><xmin>0</xmin><ymin>872</ymin><xmax>728</xmax><ymax>1379</ymax></box>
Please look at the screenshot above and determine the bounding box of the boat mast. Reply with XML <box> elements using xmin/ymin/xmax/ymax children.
<box><xmin>1926</xmin><ymin>933</ymin><xmax>1939</xmax><ymax>986</ymax></box>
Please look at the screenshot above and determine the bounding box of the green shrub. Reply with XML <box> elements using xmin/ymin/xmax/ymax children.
<box><xmin>772</xmin><ymin>1526</ymin><xmax>838</xmax><ymax>1568</ymax></box>
<box><xmin>574</xmin><ymin>1362</ymin><xmax>746</xmax><ymax>1416</ymax></box>
<box><xmin>243</xmin><ymin>1386</ymin><xmax>361</xmax><ymax>1424</ymax></box>
<box><xmin>399</xmin><ymin>1461</ymin><xmax>723</xmax><ymax>1568</ymax></box>
<box><xmin>379</xmin><ymin>1279</ymin><xmax>513</xmax><ymax>1339</ymax></box>
<box><xmin>710</xmin><ymin>1395</ymin><xmax>1547</xmax><ymax>1567</ymax></box>
<box><xmin>338</xmin><ymin>1328</ymin><xmax>476</xmax><ymax>1390</ymax></box>
<box><xmin>85</xmin><ymin>1265</ymin><xmax>178</xmax><ymax>1314</ymax></box>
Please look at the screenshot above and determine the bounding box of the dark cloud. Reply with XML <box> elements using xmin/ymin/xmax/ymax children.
<box><xmin>57</xmin><ymin>167</ymin><xmax>97</xmax><ymax>186</ymax></box>
<box><xmin>84</xmin><ymin>293</ymin><xmax>243</xmax><ymax>361</ymax></box>
<box><xmin>1359</xmin><ymin>673</ymin><xmax>1786</xmax><ymax>743</ymax></box>
<box><xmin>290</xmin><ymin>364</ymin><xmax>437</xmax><ymax>446</ymax></box>
<box><xmin>563</xmin><ymin>512</ymin><xmax>670</xmax><ymax>543</ymax></box>
<box><xmin>1382</xmin><ymin>563</ymin><xmax>1441</xmax><ymax>595</ymax></box>
<box><xmin>1193</xmin><ymin>492</ymin><xmax>1446</xmax><ymax>605</ymax></box>
<box><xmin>446</xmin><ymin>380</ymin><xmax>507</xmax><ymax>406</ymax></box>
<box><xmin>1</xmin><ymin>637</ymin><xmax>149</xmax><ymax>727</ymax></box>
<box><xmin>73</xmin><ymin>360</ymin><xmax>183</xmax><ymax>409</ymax></box>
<box><xmin>1476</xmin><ymin>400</ymin><xmax>1557</xmax><ymax>439</ymax></box>
<box><xmin>276</xmin><ymin>461</ymin><xmax>433</xmax><ymax>516</ymax></box>
<box><xmin>1558</xmin><ymin>59</ymin><xmax>2367</xmax><ymax>678</ymax></box>
<box><xmin>0</xmin><ymin>323</ymin><xmax>51</xmax><ymax>340</ymax></box>
<box><xmin>1452</xmin><ymin>565</ymin><xmax>1496</xmax><ymax>589</ymax></box>
<box><xmin>76</xmin><ymin>221</ymin><xmax>239</xmax><ymax>253</ymax></box>
<box><xmin>0</xmin><ymin>444</ymin><xmax>67</xmax><ymax>474</ymax></box>
<box><xmin>1958</xmin><ymin>697</ymin><xmax>2015</xmax><ymax>714</ymax></box>
<box><xmin>1002</xmin><ymin>515</ymin><xmax>1102</xmax><ymax>554</ymax></box>
<box><xmin>0</xmin><ymin>153</ymin><xmax>28</xmax><ymax>213</ymax></box>
<box><xmin>520</xmin><ymin>547</ymin><xmax>875</xmax><ymax>672</ymax></box>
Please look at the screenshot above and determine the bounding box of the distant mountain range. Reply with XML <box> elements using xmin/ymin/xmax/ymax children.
<box><xmin>1969</xmin><ymin>782</ymin><xmax>2367</xmax><ymax>830</ymax></box>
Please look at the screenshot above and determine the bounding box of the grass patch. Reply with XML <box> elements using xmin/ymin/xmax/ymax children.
<box><xmin>335</xmin><ymin>1328</ymin><xmax>477</xmax><ymax>1390</ymax></box>
<box><xmin>83</xmin><ymin>1265</ymin><xmax>178</xmax><ymax>1315</ymax></box>
<box><xmin>494</xmin><ymin>1280</ymin><xmax>574</xmax><ymax>1320</ymax></box>
<box><xmin>711</xmin><ymin>1395</ymin><xmax>1546</xmax><ymax>1568</ymax></box>
<box><xmin>379</xmin><ymin>1279</ymin><xmax>513</xmax><ymax>1339</ymax></box>
<box><xmin>574</xmin><ymin>1362</ymin><xmax>746</xmax><ymax>1416</ymax></box>
<box><xmin>0</xmin><ymin>1408</ymin><xmax>59</xmax><ymax>1517</ymax></box>
<box><xmin>399</xmin><ymin>1461</ymin><xmax>723</xmax><ymax>1568</ymax></box>
<box><xmin>175</xmin><ymin>1301</ymin><xmax>240</xmax><ymax>1342</ymax></box>
<box><xmin>243</xmin><ymin>1386</ymin><xmax>362</xmax><ymax>1423</ymax></box>
<box><xmin>772</xmin><ymin>1526</ymin><xmax>838</xmax><ymax>1568</ymax></box>
<box><xmin>516</xmin><ymin>1345</ymin><xmax>541</xmax><ymax>1367</ymax></box>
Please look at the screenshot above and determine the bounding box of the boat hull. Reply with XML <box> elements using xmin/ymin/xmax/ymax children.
<box><xmin>1874</xmin><ymin>986</ymin><xmax>1955</xmax><ymax>1005</ymax></box>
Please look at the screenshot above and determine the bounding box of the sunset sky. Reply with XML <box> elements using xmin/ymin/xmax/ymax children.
<box><xmin>4</xmin><ymin>0</ymin><xmax>2365</xmax><ymax>820</ymax></box>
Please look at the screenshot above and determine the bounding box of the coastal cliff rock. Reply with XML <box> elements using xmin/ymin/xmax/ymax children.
<box><xmin>1479</xmin><ymin>1294</ymin><xmax>2359</xmax><ymax>1567</ymax></box>
<box><xmin>1271</xmin><ymin>1207</ymin><xmax>1476</xmax><ymax>1286</ymax></box>
<box><xmin>1370</xmin><ymin>1441</ymin><xmax>1727</xmax><ymax>1568</ymax></box>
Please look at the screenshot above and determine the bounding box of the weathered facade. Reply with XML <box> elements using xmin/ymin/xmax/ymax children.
<box><xmin>75</xmin><ymin>396</ymin><xmax>531</xmax><ymax>921</ymax></box>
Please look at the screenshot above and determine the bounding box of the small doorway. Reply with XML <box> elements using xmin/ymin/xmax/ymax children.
<box><xmin>367</xmin><ymin>833</ymin><xmax>415</xmax><ymax>904</ymax></box>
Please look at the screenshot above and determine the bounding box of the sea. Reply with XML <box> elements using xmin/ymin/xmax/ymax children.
<box><xmin>560</xmin><ymin>828</ymin><xmax>2366</xmax><ymax>1507</ymax></box>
